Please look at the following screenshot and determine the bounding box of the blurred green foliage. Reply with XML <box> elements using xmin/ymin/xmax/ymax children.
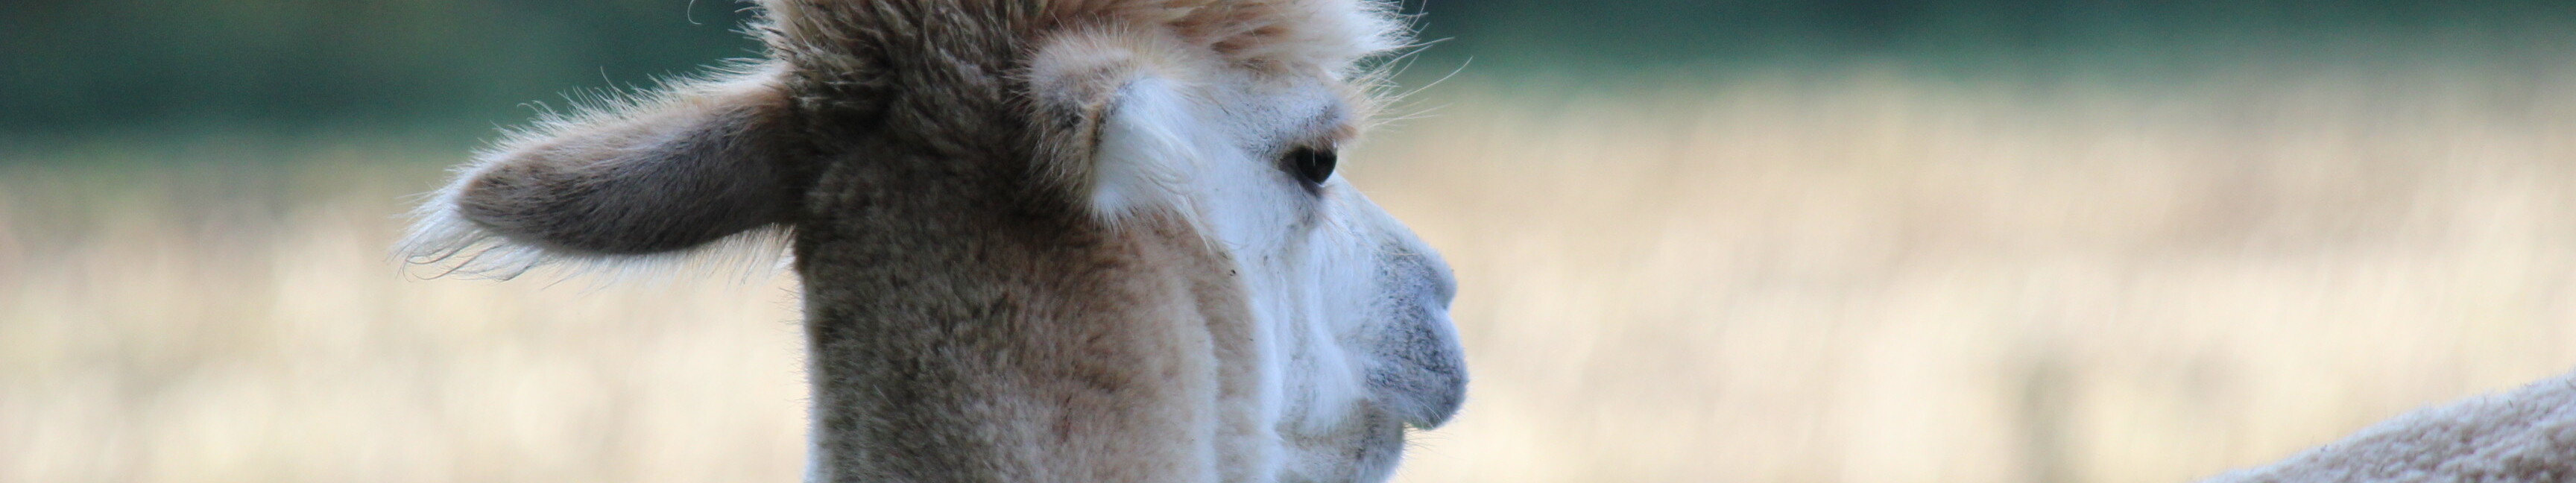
<box><xmin>3</xmin><ymin>0</ymin><xmax>759</xmax><ymax>136</ymax></box>
<box><xmin>5</xmin><ymin>0</ymin><xmax>2574</xmax><ymax>137</ymax></box>
<box><xmin>1415</xmin><ymin>0</ymin><xmax>2576</xmax><ymax>65</ymax></box>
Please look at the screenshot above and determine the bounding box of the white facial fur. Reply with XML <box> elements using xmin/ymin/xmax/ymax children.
<box><xmin>1091</xmin><ymin>68</ymin><xmax>1467</xmax><ymax>480</ymax></box>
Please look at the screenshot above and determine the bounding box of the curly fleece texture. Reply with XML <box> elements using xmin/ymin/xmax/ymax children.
<box><xmin>2203</xmin><ymin>369</ymin><xmax>2576</xmax><ymax>483</ymax></box>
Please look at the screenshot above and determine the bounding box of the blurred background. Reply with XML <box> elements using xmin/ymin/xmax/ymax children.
<box><xmin>8</xmin><ymin>1</ymin><xmax>2576</xmax><ymax>482</ymax></box>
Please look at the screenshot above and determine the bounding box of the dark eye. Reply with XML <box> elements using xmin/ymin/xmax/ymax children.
<box><xmin>1282</xmin><ymin>146</ymin><xmax>1337</xmax><ymax>189</ymax></box>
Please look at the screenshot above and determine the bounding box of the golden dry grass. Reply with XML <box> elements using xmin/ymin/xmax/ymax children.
<box><xmin>8</xmin><ymin>63</ymin><xmax>2576</xmax><ymax>482</ymax></box>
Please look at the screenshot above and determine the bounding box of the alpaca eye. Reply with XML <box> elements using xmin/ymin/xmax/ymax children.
<box><xmin>1282</xmin><ymin>147</ymin><xmax>1336</xmax><ymax>189</ymax></box>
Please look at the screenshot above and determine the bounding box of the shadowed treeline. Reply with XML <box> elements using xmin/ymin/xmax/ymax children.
<box><xmin>1414</xmin><ymin>0</ymin><xmax>2576</xmax><ymax>65</ymax></box>
<box><xmin>1</xmin><ymin>0</ymin><xmax>760</xmax><ymax>136</ymax></box>
<box><xmin>7</xmin><ymin>1</ymin><xmax>2576</xmax><ymax>136</ymax></box>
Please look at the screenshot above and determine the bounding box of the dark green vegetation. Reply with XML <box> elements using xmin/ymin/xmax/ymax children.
<box><xmin>1414</xmin><ymin>1</ymin><xmax>2576</xmax><ymax>66</ymax></box>
<box><xmin>3</xmin><ymin>0</ymin><xmax>760</xmax><ymax>137</ymax></box>
<box><xmin>5</xmin><ymin>0</ymin><xmax>2575</xmax><ymax>138</ymax></box>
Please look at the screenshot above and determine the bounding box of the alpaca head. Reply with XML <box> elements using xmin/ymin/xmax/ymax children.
<box><xmin>403</xmin><ymin>1</ymin><xmax>1462</xmax><ymax>480</ymax></box>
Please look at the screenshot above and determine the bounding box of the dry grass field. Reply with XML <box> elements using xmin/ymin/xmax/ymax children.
<box><xmin>8</xmin><ymin>62</ymin><xmax>2576</xmax><ymax>482</ymax></box>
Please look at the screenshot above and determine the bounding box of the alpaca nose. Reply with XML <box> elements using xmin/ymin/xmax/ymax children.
<box><xmin>1369</xmin><ymin>239</ymin><xmax>1468</xmax><ymax>428</ymax></box>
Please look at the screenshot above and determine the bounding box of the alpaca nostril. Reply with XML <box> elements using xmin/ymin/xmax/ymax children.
<box><xmin>1412</xmin><ymin>251</ymin><xmax>1457</xmax><ymax>308</ymax></box>
<box><xmin>1432</xmin><ymin>265</ymin><xmax>1457</xmax><ymax>306</ymax></box>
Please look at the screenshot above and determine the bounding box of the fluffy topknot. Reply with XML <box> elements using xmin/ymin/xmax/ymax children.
<box><xmin>754</xmin><ymin>0</ymin><xmax>1405</xmax><ymax>78</ymax></box>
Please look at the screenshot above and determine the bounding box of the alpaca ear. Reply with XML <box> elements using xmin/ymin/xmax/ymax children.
<box><xmin>1025</xmin><ymin>31</ymin><xmax>1206</xmax><ymax>220</ymax></box>
<box><xmin>403</xmin><ymin>66</ymin><xmax>804</xmax><ymax>277</ymax></box>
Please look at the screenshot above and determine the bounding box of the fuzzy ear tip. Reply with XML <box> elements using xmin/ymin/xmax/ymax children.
<box><xmin>393</xmin><ymin>185</ymin><xmax>532</xmax><ymax>280</ymax></box>
<box><xmin>392</xmin><ymin>174</ymin><xmax>795</xmax><ymax>285</ymax></box>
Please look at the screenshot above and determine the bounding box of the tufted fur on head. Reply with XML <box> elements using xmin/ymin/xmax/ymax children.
<box><xmin>759</xmin><ymin>0</ymin><xmax>1403</xmax><ymax>79</ymax></box>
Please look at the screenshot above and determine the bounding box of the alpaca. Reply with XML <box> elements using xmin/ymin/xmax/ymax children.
<box><xmin>2201</xmin><ymin>367</ymin><xmax>2576</xmax><ymax>482</ymax></box>
<box><xmin>400</xmin><ymin>1</ymin><xmax>1464</xmax><ymax>482</ymax></box>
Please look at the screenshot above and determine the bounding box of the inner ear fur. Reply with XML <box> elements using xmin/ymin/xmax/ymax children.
<box><xmin>1024</xmin><ymin>28</ymin><xmax>1207</xmax><ymax>215</ymax></box>
<box><xmin>406</xmin><ymin>65</ymin><xmax>804</xmax><ymax>271</ymax></box>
